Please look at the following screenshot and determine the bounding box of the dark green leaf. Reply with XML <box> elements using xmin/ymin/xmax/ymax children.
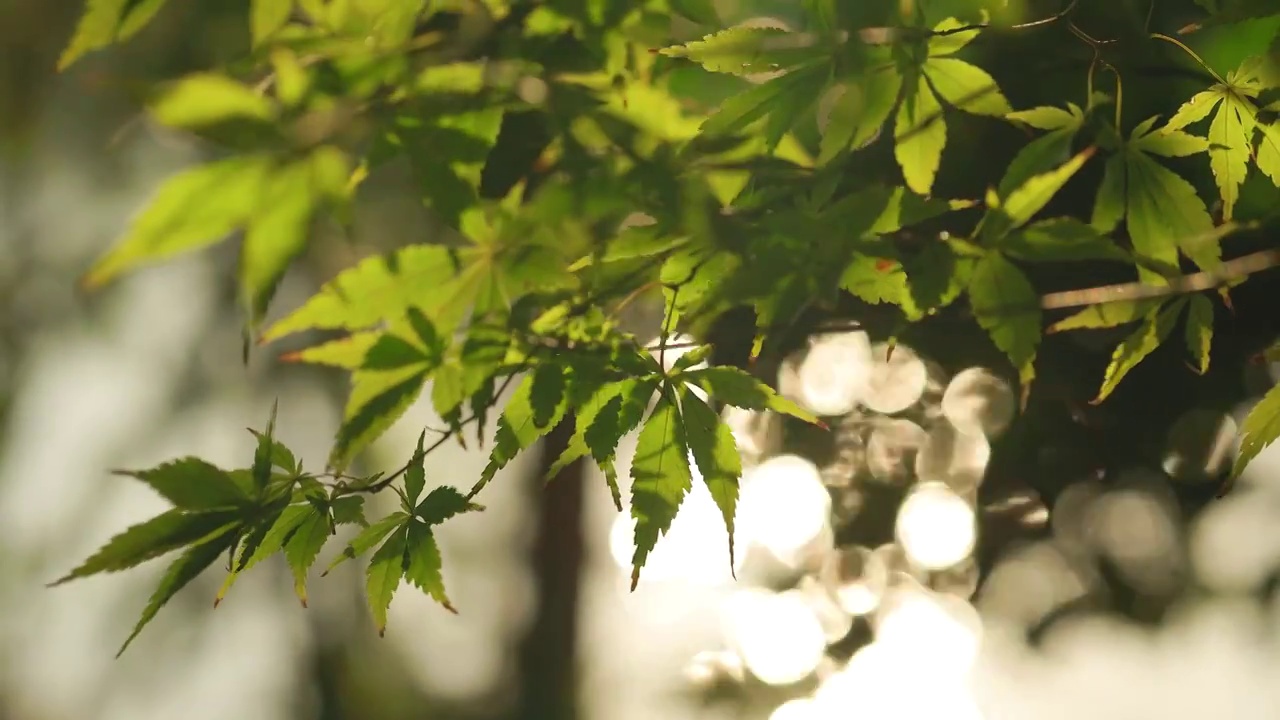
<box><xmin>117</xmin><ymin>458</ymin><xmax>249</xmax><ymax>510</ymax></box>
<box><xmin>475</xmin><ymin>366</ymin><xmax>569</xmax><ymax>497</ymax></box>
<box><xmin>1001</xmin><ymin>218</ymin><xmax>1129</xmax><ymax>263</ymax></box>
<box><xmin>415</xmin><ymin>486</ymin><xmax>482</xmax><ymax>524</ymax></box>
<box><xmin>117</xmin><ymin>524</ymin><xmax>239</xmax><ymax>656</ymax></box>
<box><xmin>51</xmin><ymin>510</ymin><xmax>241</xmax><ymax>586</ymax></box>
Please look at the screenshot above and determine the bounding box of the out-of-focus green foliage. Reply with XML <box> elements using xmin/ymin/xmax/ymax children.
<box><xmin>50</xmin><ymin>0</ymin><xmax>1280</xmax><ymax>650</ymax></box>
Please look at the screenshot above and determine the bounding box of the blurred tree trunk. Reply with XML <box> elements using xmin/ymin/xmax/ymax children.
<box><xmin>510</xmin><ymin>419</ymin><xmax>584</xmax><ymax>720</ymax></box>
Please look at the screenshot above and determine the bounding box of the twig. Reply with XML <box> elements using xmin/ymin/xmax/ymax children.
<box><xmin>1039</xmin><ymin>248</ymin><xmax>1280</xmax><ymax>310</ymax></box>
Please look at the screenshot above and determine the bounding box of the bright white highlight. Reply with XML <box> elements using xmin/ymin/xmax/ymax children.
<box><xmin>739</xmin><ymin>455</ymin><xmax>833</xmax><ymax>568</ymax></box>
<box><xmin>722</xmin><ymin>589</ymin><xmax>828</xmax><ymax>686</ymax></box>
<box><xmin>896</xmin><ymin>482</ymin><xmax>977</xmax><ymax>570</ymax></box>
<box><xmin>863</xmin><ymin>343</ymin><xmax>928</xmax><ymax>414</ymax></box>
<box><xmin>942</xmin><ymin>367</ymin><xmax>1016</xmax><ymax>438</ymax></box>
<box><xmin>797</xmin><ymin>331</ymin><xmax>873</xmax><ymax>416</ymax></box>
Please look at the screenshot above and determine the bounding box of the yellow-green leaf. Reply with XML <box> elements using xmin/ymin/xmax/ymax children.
<box><xmin>83</xmin><ymin>155</ymin><xmax>276</xmax><ymax>288</ymax></box>
<box><xmin>1233</xmin><ymin>384</ymin><xmax>1280</xmax><ymax>479</ymax></box>
<box><xmin>1047</xmin><ymin>298</ymin><xmax>1161</xmax><ymax>333</ymax></box>
<box><xmin>366</xmin><ymin>524</ymin><xmax>408</xmax><ymax>636</ymax></box>
<box><xmin>968</xmin><ymin>254</ymin><xmax>1040</xmax><ymax>386</ymax></box>
<box><xmin>149</xmin><ymin>74</ymin><xmax>277</xmax><ymax>129</ymax></box>
<box><xmin>924</xmin><ymin>58</ymin><xmax>1011</xmax><ymax>117</ymax></box>
<box><xmin>1184</xmin><ymin>294</ymin><xmax>1214</xmax><ymax>374</ymax></box>
<box><xmin>894</xmin><ymin>73</ymin><xmax>946</xmax><ymax>196</ymax></box>
<box><xmin>1000</xmin><ymin>147</ymin><xmax>1095</xmax><ymax>230</ymax></box>
<box><xmin>1093</xmin><ymin>298</ymin><xmax>1187</xmax><ymax>403</ymax></box>
<box><xmin>59</xmin><ymin>0</ymin><xmax>168</xmax><ymax>70</ymax></box>
<box><xmin>252</xmin><ymin>0</ymin><xmax>293</xmax><ymax>46</ymax></box>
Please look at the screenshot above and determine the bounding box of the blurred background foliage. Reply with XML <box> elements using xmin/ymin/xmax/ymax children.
<box><xmin>6</xmin><ymin>2</ymin><xmax>1280</xmax><ymax>720</ymax></box>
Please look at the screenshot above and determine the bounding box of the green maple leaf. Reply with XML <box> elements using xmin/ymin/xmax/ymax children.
<box><xmin>49</xmin><ymin>509</ymin><xmax>242</xmax><ymax>586</ymax></box>
<box><xmin>677</xmin><ymin>366</ymin><xmax>819</xmax><ymax>424</ymax></box>
<box><xmin>968</xmin><ymin>254</ymin><xmax>1040</xmax><ymax>388</ymax></box>
<box><xmin>545</xmin><ymin>377</ymin><xmax>659</xmax><ymax>510</ymax></box>
<box><xmin>678</xmin><ymin>386</ymin><xmax>742</xmax><ymax>574</ymax></box>
<box><xmin>117</xmin><ymin>524</ymin><xmax>240</xmax><ymax>656</ymax></box>
<box><xmin>629</xmin><ymin>392</ymin><xmax>693</xmax><ymax>588</ymax></box>
<box><xmin>365</xmin><ymin>524</ymin><xmax>408</xmax><ymax>636</ymax></box>
<box><xmin>659</xmin><ymin>26</ymin><xmax>830</xmax><ymax>76</ymax></box>
<box><xmin>1234</xmin><ymin>383</ymin><xmax>1280</xmax><ymax>479</ymax></box>
<box><xmin>1047</xmin><ymin>299</ymin><xmax>1163</xmax><ymax>333</ymax></box>
<box><xmin>280</xmin><ymin>332</ymin><xmax>381</xmax><ymax>369</ymax></box>
<box><xmin>894</xmin><ymin>17</ymin><xmax>1012</xmax><ymax>195</ymax></box>
<box><xmin>474</xmin><ymin>363</ymin><xmax>570</xmax><ymax>497</ymax></box>
<box><xmin>1092</xmin><ymin>117</ymin><xmax>1216</xmax><ymax>283</ymax></box>
<box><xmin>1184</xmin><ymin>294</ymin><xmax>1215</xmax><ymax>375</ymax></box>
<box><xmin>114</xmin><ymin>458</ymin><xmax>252</xmax><ymax>511</ymax></box>
<box><xmin>330</xmin><ymin>309</ymin><xmax>446</xmax><ymax>470</ymax></box>
<box><xmin>1162</xmin><ymin>60</ymin><xmax>1262</xmax><ymax>221</ymax></box>
<box><xmin>283</xmin><ymin>504</ymin><xmax>333</xmax><ymax>607</ymax></box>
<box><xmin>323</xmin><ymin>512</ymin><xmax>410</xmax><ymax>575</ymax></box>
<box><xmin>1093</xmin><ymin>297</ymin><xmax>1188</xmax><ymax>403</ymax></box>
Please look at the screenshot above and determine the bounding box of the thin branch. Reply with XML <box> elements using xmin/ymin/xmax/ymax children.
<box><xmin>1039</xmin><ymin>248</ymin><xmax>1280</xmax><ymax>310</ymax></box>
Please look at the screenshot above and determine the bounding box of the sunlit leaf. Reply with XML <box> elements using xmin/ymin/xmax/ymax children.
<box><xmin>148</xmin><ymin>74</ymin><xmax>277</xmax><ymax>129</ymax></box>
<box><xmin>1233</xmin><ymin>383</ymin><xmax>1280</xmax><ymax>479</ymax></box>
<box><xmin>629</xmin><ymin>393</ymin><xmax>693</xmax><ymax>588</ymax></box>
<box><xmin>1185</xmin><ymin>294</ymin><xmax>1215</xmax><ymax>374</ymax></box>
<box><xmin>1093</xmin><ymin>298</ymin><xmax>1187</xmax><ymax>403</ymax></box>
<box><xmin>365</xmin><ymin>524</ymin><xmax>408</xmax><ymax>636</ymax></box>
<box><xmin>1047</xmin><ymin>299</ymin><xmax>1162</xmax><ymax>333</ymax></box>
<box><xmin>117</xmin><ymin>524</ymin><xmax>239</xmax><ymax>655</ymax></box>
<box><xmin>404</xmin><ymin>521</ymin><xmax>454</xmax><ymax>612</ymax></box>
<box><xmin>969</xmin><ymin>254</ymin><xmax>1040</xmax><ymax>386</ymax></box>
<box><xmin>679</xmin><ymin>386</ymin><xmax>741</xmax><ymax>573</ymax></box>
<box><xmin>678</xmin><ymin>366</ymin><xmax>820</xmax><ymax>424</ymax></box>
<box><xmin>83</xmin><ymin>156</ymin><xmax>275</xmax><ymax>288</ymax></box>
<box><xmin>283</xmin><ymin>506</ymin><xmax>331</xmax><ymax>606</ymax></box>
<box><xmin>894</xmin><ymin>73</ymin><xmax>947</xmax><ymax>196</ymax></box>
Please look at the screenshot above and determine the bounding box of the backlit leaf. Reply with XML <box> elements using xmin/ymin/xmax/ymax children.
<box><xmin>116</xmin><ymin>458</ymin><xmax>250</xmax><ymax>510</ymax></box>
<box><xmin>1093</xmin><ymin>298</ymin><xmax>1187</xmax><ymax>403</ymax></box>
<box><xmin>1047</xmin><ymin>299</ymin><xmax>1162</xmax><ymax>333</ymax></box>
<box><xmin>404</xmin><ymin>521</ymin><xmax>454</xmax><ymax>612</ymax></box>
<box><xmin>51</xmin><ymin>510</ymin><xmax>241</xmax><ymax>586</ymax></box>
<box><xmin>475</xmin><ymin>365</ymin><xmax>569</xmax><ymax>497</ymax></box>
<box><xmin>629</xmin><ymin>393</ymin><xmax>693</xmax><ymax>588</ymax></box>
<box><xmin>969</xmin><ymin>254</ymin><xmax>1040</xmax><ymax>386</ymax></box>
<box><xmin>1000</xmin><ymin>147</ymin><xmax>1095</xmax><ymax>230</ymax></box>
<box><xmin>924</xmin><ymin>58</ymin><xmax>1011</xmax><ymax>117</ymax></box>
<box><xmin>324</xmin><ymin>511</ymin><xmax>409</xmax><ymax>574</ymax></box>
<box><xmin>366</xmin><ymin>524</ymin><xmax>408</xmax><ymax>636</ymax></box>
<box><xmin>1233</xmin><ymin>383</ymin><xmax>1280</xmax><ymax>479</ymax></box>
<box><xmin>894</xmin><ymin>73</ymin><xmax>947</xmax><ymax>196</ymax></box>
<box><xmin>251</xmin><ymin>0</ymin><xmax>293</xmax><ymax>46</ymax></box>
<box><xmin>83</xmin><ymin>155</ymin><xmax>275</xmax><ymax>288</ymax></box>
<box><xmin>679</xmin><ymin>387</ymin><xmax>741</xmax><ymax>574</ymax></box>
<box><xmin>148</xmin><ymin>74</ymin><xmax>277</xmax><ymax>129</ymax></box>
<box><xmin>117</xmin><ymin>524</ymin><xmax>239</xmax><ymax>655</ymax></box>
<box><xmin>283</xmin><ymin>507</ymin><xmax>331</xmax><ymax>606</ymax></box>
<box><xmin>1185</xmin><ymin>294</ymin><xmax>1215</xmax><ymax>374</ymax></box>
<box><xmin>679</xmin><ymin>366</ymin><xmax>820</xmax><ymax>424</ymax></box>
